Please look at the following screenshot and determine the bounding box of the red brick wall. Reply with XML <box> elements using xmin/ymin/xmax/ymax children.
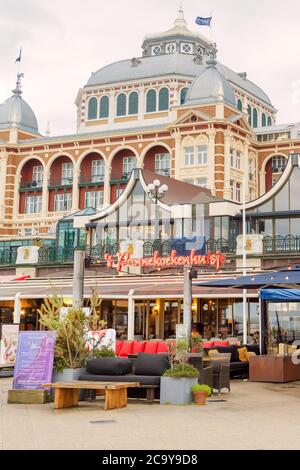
<box><xmin>111</xmin><ymin>149</ymin><xmax>136</xmax><ymax>180</ymax></box>
<box><xmin>50</xmin><ymin>155</ymin><xmax>72</xmax><ymax>182</ymax></box>
<box><xmin>265</xmin><ymin>158</ymin><xmax>273</xmax><ymax>192</ymax></box>
<box><xmin>110</xmin><ymin>184</ymin><xmax>126</xmax><ymax>204</ymax></box>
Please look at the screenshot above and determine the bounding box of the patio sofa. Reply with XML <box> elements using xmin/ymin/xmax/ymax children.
<box><xmin>116</xmin><ymin>340</ymin><xmax>169</xmax><ymax>357</ymax></box>
<box><xmin>203</xmin><ymin>342</ymin><xmax>260</xmax><ymax>378</ymax></box>
<box><xmin>79</xmin><ymin>353</ymin><xmax>170</xmax><ymax>400</ymax></box>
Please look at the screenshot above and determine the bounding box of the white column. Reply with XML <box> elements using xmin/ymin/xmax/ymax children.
<box><xmin>207</xmin><ymin>129</ymin><xmax>216</xmax><ymax>194</ymax></box>
<box><xmin>138</xmin><ymin>86</ymin><xmax>145</xmax><ymax>123</ymax></box>
<box><xmin>174</xmin><ymin>133</ymin><xmax>182</xmax><ymax>179</ymax></box>
<box><xmin>13</xmin><ymin>292</ymin><xmax>22</xmax><ymax>324</ymax></box>
<box><xmin>42</xmin><ymin>167</ymin><xmax>49</xmax><ymax>214</ymax></box>
<box><xmin>72</xmin><ymin>164</ymin><xmax>79</xmax><ymax>211</ymax></box>
<box><xmin>73</xmin><ymin>250</ymin><xmax>85</xmax><ymax>309</ymax></box>
<box><xmin>103</xmin><ymin>161</ymin><xmax>111</xmax><ymax>206</ymax></box>
<box><xmin>243</xmin><ymin>141</ymin><xmax>250</xmax><ymax>202</ymax></box>
<box><xmin>0</xmin><ymin>153</ymin><xmax>8</xmax><ymax>220</ymax></box>
<box><xmin>127</xmin><ymin>289</ymin><xmax>135</xmax><ymax>341</ymax></box>
<box><xmin>108</xmin><ymin>91</ymin><xmax>115</xmax><ymax>125</ymax></box>
<box><xmin>224</xmin><ymin>131</ymin><xmax>232</xmax><ymax>199</ymax></box>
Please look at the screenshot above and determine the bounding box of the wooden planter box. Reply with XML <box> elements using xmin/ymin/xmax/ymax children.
<box><xmin>249</xmin><ymin>355</ymin><xmax>300</xmax><ymax>383</ymax></box>
<box><xmin>7</xmin><ymin>389</ymin><xmax>51</xmax><ymax>405</ymax></box>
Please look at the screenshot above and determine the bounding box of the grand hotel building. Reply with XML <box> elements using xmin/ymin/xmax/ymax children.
<box><xmin>0</xmin><ymin>6</ymin><xmax>299</xmax><ymax>242</ymax></box>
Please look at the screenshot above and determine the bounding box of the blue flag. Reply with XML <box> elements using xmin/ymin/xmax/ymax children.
<box><xmin>196</xmin><ymin>17</ymin><xmax>212</xmax><ymax>27</ymax></box>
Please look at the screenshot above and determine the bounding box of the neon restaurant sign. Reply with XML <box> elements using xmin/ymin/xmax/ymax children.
<box><xmin>104</xmin><ymin>250</ymin><xmax>226</xmax><ymax>272</ymax></box>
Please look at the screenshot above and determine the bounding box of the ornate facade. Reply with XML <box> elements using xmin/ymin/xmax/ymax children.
<box><xmin>0</xmin><ymin>7</ymin><xmax>299</xmax><ymax>241</ymax></box>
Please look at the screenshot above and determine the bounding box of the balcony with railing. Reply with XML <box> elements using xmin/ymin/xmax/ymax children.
<box><xmin>19</xmin><ymin>180</ymin><xmax>43</xmax><ymax>192</ymax></box>
<box><xmin>48</xmin><ymin>177</ymin><xmax>73</xmax><ymax>189</ymax></box>
<box><xmin>79</xmin><ymin>174</ymin><xmax>105</xmax><ymax>186</ymax></box>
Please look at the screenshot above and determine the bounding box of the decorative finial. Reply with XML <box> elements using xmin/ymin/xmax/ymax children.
<box><xmin>174</xmin><ymin>1</ymin><xmax>187</xmax><ymax>27</ymax></box>
<box><xmin>12</xmin><ymin>73</ymin><xmax>24</xmax><ymax>96</ymax></box>
<box><xmin>206</xmin><ymin>43</ymin><xmax>217</xmax><ymax>68</ymax></box>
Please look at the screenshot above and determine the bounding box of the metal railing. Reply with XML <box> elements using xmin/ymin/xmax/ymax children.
<box><xmin>2</xmin><ymin>236</ymin><xmax>300</xmax><ymax>267</ymax></box>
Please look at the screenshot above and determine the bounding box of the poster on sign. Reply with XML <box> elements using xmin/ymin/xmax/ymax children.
<box><xmin>13</xmin><ymin>331</ymin><xmax>56</xmax><ymax>390</ymax></box>
<box><xmin>0</xmin><ymin>324</ymin><xmax>19</xmax><ymax>367</ymax></box>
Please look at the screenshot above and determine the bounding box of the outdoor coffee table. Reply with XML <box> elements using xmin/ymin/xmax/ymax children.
<box><xmin>44</xmin><ymin>381</ymin><xmax>140</xmax><ymax>411</ymax></box>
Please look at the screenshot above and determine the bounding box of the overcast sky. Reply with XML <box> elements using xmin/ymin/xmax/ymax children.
<box><xmin>0</xmin><ymin>0</ymin><xmax>299</xmax><ymax>136</ymax></box>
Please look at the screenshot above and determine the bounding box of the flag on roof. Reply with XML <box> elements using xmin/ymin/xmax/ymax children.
<box><xmin>195</xmin><ymin>17</ymin><xmax>212</xmax><ymax>27</ymax></box>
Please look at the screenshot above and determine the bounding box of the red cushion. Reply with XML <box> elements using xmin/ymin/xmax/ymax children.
<box><xmin>157</xmin><ymin>342</ymin><xmax>169</xmax><ymax>353</ymax></box>
<box><xmin>132</xmin><ymin>341</ymin><xmax>146</xmax><ymax>354</ymax></box>
<box><xmin>213</xmin><ymin>341</ymin><xmax>230</xmax><ymax>347</ymax></box>
<box><xmin>116</xmin><ymin>340</ymin><xmax>123</xmax><ymax>356</ymax></box>
<box><xmin>119</xmin><ymin>341</ymin><xmax>134</xmax><ymax>357</ymax></box>
<box><xmin>203</xmin><ymin>341</ymin><xmax>214</xmax><ymax>349</ymax></box>
<box><xmin>144</xmin><ymin>341</ymin><xmax>159</xmax><ymax>354</ymax></box>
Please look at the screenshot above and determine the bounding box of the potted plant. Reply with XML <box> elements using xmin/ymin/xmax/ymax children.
<box><xmin>192</xmin><ymin>384</ymin><xmax>212</xmax><ymax>405</ymax></box>
<box><xmin>160</xmin><ymin>339</ymin><xmax>199</xmax><ymax>405</ymax></box>
<box><xmin>190</xmin><ymin>334</ymin><xmax>203</xmax><ymax>354</ymax></box>
<box><xmin>39</xmin><ymin>290</ymin><xmax>107</xmax><ymax>383</ymax></box>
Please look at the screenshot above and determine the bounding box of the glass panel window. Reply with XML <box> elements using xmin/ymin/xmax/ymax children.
<box><xmin>184</xmin><ymin>147</ymin><xmax>194</xmax><ymax>166</ymax></box>
<box><xmin>25</xmin><ymin>195</ymin><xmax>42</xmax><ymax>214</ymax></box>
<box><xmin>85</xmin><ymin>191</ymin><xmax>103</xmax><ymax>210</ymax></box>
<box><xmin>117</xmin><ymin>93</ymin><xmax>126</xmax><ymax>116</ymax></box>
<box><xmin>253</xmin><ymin>108</ymin><xmax>258</xmax><ymax>128</ymax></box>
<box><xmin>180</xmin><ymin>87</ymin><xmax>189</xmax><ymax>105</ymax></box>
<box><xmin>158</xmin><ymin>88</ymin><xmax>169</xmax><ymax>111</ymax></box>
<box><xmin>54</xmin><ymin>193</ymin><xmax>72</xmax><ymax>212</ymax></box>
<box><xmin>236</xmin><ymin>183</ymin><xmax>241</xmax><ymax>202</ymax></box>
<box><xmin>230</xmin><ymin>149</ymin><xmax>234</xmax><ymax>167</ymax></box>
<box><xmin>128</xmin><ymin>92</ymin><xmax>139</xmax><ymax>115</ymax></box>
<box><xmin>272</xmin><ymin>155</ymin><xmax>287</xmax><ymax>173</ymax></box>
<box><xmin>99</xmin><ymin>96</ymin><xmax>109</xmax><ymax>118</ymax></box>
<box><xmin>197</xmin><ymin>145</ymin><xmax>208</xmax><ymax>165</ymax></box>
<box><xmin>91</xmin><ymin>160</ymin><xmax>105</xmax><ymax>182</ymax></box>
<box><xmin>146</xmin><ymin>90</ymin><xmax>156</xmax><ymax>113</ymax></box>
<box><xmin>122</xmin><ymin>156</ymin><xmax>137</xmax><ymax>177</ymax></box>
<box><xmin>88</xmin><ymin>97</ymin><xmax>97</xmax><ymax>120</ymax></box>
<box><xmin>197</xmin><ymin>177</ymin><xmax>207</xmax><ymax>188</ymax></box>
<box><xmin>155</xmin><ymin>153</ymin><xmax>170</xmax><ymax>176</ymax></box>
<box><xmin>262</xmin><ymin>113</ymin><xmax>267</xmax><ymax>127</ymax></box>
<box><xmin>32</xmin><ymin>166</ymin><xmax>43</xmax><ymax>186</ymax></box>
<box><xmin>61</xmin><ymin>163</ymin><xmax>73</xmax><ymax>185</ymax></box>
<box><xmin>236</xmin><ymin>151</ymin><xmax>241</xmax><ymax>169</ymax></box>
<box><xmin>152</xmin><ymin>45</ymin><xmax>161</xmax><ymax>55</ymax></box>
<box><xmin>230</xmin><ymin>180</ymin><xmax>234</xmax><ymax>200</ymax></box>
<box><xmin>237</xmin><ymin>99</ymin><xmax>243</xmax><ymax>111</ymax></box>
<box><xmin>184</xmin><ymin>178</ymin><xmax>194</xmax><ymax>184</ymax></box>
<box><xmin>181</xmin><ymin>42</ymin><xmax>193</xmax><ymax>54</ymax></box>
<box><xmin>116</xmin><ymin>188</ymin><xmax>124</xmax><ymax>198</ymax></box>
<box><xmin>249</xmin><ymin>160</ymin><xmax>255</xmax><ymax>181</ymax></box>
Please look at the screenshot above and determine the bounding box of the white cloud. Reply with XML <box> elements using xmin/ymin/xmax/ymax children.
<box><xmin>0</xmin><ymin>0</ymin><xmax>299</xmax><ymax>135</ymax></box>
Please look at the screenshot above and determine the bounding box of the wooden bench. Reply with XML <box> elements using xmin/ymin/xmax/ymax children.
<box><xmin>44</xmin><ymin>381</ymin><xmax>140</xmax><ymax>411</ymax></box>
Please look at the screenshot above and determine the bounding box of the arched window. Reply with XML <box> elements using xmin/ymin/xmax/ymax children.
<box><xmin>88</xmin><ymin>97</ymin><xmax>97</xmax><ymax>120</ymax></box>
<box><xmin>253</xmin><ymin>108</ymin><xmax>258</xmax><ymax>128</ymax></box>
<box><xmin>146</xmin><ymin>89</ymin><xmax>157</xmax><ymax>113</ymax></box>
<box><xmin>262</xmin><ymin>113</ymin><xmax>267</xmax><ymax>127</ymax></box>
<box><xmin>159</xmin><ymin>88</ymin><xmax>169</xmax><ymax>111</ymax></box>
<box><xmin>99</xmin><ymin>96</ymin><xmax>109</xmax><ymax>118</ymax></box>
<box><xmin>180</xmin><ymin>87</ymin><xmax>189</xmax><ymax>105</ymax></box>
<box><xmin>117</xmin><ymin>93</ymin><xmax>127</xmax><ymax>116</ymax></box>
<box><xmin>128</xmin><ymin>92</ymin><xmax>139</xmax><ymax>115</ymax></box>
<box><xmin>267</xmin><ymin>116</ymin><xmax>272</xmax><ymax>126</ymax></box>
<box><xmin>237</xmin><ymin>99</ymin><xmax>243</xmax><ymax>112</ymax></box>
<box><xmin>247</xmin><ymin>105</ymin><xmax>252</xmax><ymax>126</ymax></box>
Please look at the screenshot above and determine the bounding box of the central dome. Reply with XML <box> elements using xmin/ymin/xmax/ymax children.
<box><xmin>0</xmin><ymin>77</ymin><xmax>39</xmax><ymax>134</ymax></box>
<box><xmin>185</xmin><ymin>54</ymin><xmax>236</xmax><ymax>108</ymax></box>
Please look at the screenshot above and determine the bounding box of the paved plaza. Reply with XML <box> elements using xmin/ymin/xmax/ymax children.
<box><xmin>1</xmin><ymin>378</ymin><xmax>300</xmax><ymax>450</ymax></box>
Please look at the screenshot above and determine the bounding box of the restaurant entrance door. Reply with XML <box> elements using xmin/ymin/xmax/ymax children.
<box><xmin>163</xmin><ymin>300</ymin><xmax>183</xmax><ymax>339</ymax></box>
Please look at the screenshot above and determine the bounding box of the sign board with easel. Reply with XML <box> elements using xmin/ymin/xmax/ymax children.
<box><xmin>8</xmin><ymin>331</ymin><xmax>56</xmax><ymax>404</ymax></box>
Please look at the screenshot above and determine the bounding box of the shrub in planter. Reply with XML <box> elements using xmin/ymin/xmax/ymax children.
<box><xmin>191</xmin><ymin>384</ymin><xmax>212</xmax><ymax>405</ymax></box>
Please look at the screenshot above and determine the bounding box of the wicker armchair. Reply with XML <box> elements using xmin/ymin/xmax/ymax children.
<box><xmin>209</xmin><ymin>353</ymin><xmax>231</xmax><ymax>394</ymax></box>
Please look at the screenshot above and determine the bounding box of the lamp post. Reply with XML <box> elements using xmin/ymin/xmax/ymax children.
<box><xmin>146</xmin><ymin>179</ymin><xmax>168</xmax><ymax>240</ymax></box>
